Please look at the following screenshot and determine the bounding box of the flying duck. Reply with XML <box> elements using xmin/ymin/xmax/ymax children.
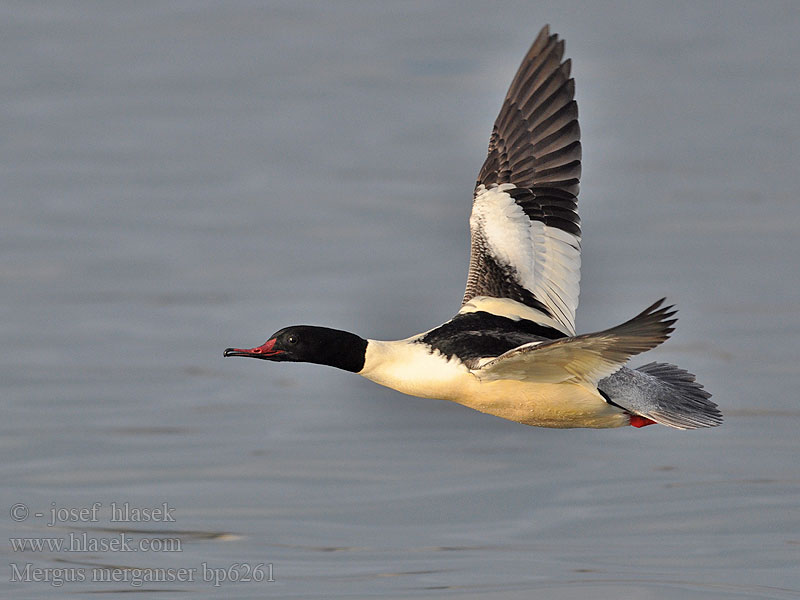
<box><xmin>225</xmin><ymin>26</ymin><xmax>722</xmax><ymax>430</ymax></box>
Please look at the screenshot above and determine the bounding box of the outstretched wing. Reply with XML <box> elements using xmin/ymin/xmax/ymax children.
<box><xmin>475</xmin><ymin>300</ymin><xmax>677</xmax><ymax>386</ymax></box>
<box><xmin>464</xmin><ymin>26</ymin><xmax>582</xmax><ymax>335</ymax></box>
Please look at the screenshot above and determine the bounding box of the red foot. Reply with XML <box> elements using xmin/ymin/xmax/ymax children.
<box><xmin>630</xmin><ymin>415</ymin><xmax>657</xmax><ymax>428</ymax></box>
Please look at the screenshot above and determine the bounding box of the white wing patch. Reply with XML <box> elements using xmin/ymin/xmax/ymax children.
<box><xmin>470</xmin><ymin>184</ymin><xmax>581</xmax><ymax>334</ymax></box>
<box><xmin>471</xmin><ymin>183</ymin><xmax>537</xmax><ymax>289</ymax></box>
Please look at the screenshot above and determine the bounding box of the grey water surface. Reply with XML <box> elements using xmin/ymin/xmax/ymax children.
<box><xmin>2</xmin><ymin>1</ymin><xmax>799</xmax><ymax>598</ymax></box>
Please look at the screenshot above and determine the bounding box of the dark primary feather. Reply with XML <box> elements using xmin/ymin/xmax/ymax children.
<box><xmin>476</xmin><ymin>25</ymin><xmax>581</xmax><ymax>198</ymax></box>
<box><xmin>534</xmin><ymin>298</ymin><xmax>677</xmax><ymax>362</ymax></box>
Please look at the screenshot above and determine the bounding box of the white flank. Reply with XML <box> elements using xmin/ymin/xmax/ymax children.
<box><xmin>358</xmin><ymin>337</ymin><xmax>627</xmax><ymax>429</ymax></box>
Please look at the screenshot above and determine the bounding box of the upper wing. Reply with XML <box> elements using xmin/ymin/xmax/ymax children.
<box><xmin>475</xmin><ymin>300</ymin><xmax>677</xmax><ymax>386</ymax></box>
<box><xmin>463</xmin><ymin>26</ymin><xmax>582</xmax><ymax>335</ymax></box>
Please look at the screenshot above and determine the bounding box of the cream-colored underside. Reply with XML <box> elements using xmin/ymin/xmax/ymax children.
<box><xmin>361</xmin><ymin>339</ymin><xmax>628</xmax><ymax>429</ymax></box>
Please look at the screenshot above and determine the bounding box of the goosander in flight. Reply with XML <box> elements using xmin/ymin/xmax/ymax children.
<box><xmin>225</xmin><ymin>26</ymin><xmax>721</xmax><ymax>430</ymax></box>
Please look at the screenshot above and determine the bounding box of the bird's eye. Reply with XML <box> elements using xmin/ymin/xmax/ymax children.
<box><xmin>286</xmin><ymin>334</ymin><xmax>298</xmax><ymax>345</ymax></box>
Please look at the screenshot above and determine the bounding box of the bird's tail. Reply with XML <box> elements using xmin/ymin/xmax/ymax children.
<box><xmin>632</xmin><ymin>362</ymin><xmax>722</xmax><ymax>429</ymax></box>
<box><xmin>598</xmin><ymin>362</ymin><xmax>722</xmax><ymax>430</ymax></box>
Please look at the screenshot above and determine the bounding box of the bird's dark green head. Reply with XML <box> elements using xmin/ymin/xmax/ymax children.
<box><xmin>224</xmin><ymin>325</ymin><xmax>367</xmax><ymax>373</ymax></box>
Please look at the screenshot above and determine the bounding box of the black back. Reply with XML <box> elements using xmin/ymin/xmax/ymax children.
<box><xmin>417</xmin><ymin>311</ymin><xmax>565</xmax><ymax>364</ymax></box>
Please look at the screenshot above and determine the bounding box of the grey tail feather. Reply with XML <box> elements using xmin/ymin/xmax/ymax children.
<box><xmin>635</xmin><ymin>362</ymin><xmax>722</xmax><ymax>429</ymax></box>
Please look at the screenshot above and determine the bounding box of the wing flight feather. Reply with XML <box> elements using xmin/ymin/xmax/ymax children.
<box><xmin>464</xmin><ymin>26</ymin><xmax>582</xmax><ymax>334</ymax></box>
<box><xmin>475</xmin><ymin>300</ymin><xmax>677</xmax><ymax>385</ymax></box>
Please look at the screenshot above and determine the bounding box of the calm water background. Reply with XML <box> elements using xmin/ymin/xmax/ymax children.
<box><xmin>2</xmin><ymin>1</ymin><xmax>799</xmax><ymax>598</ymax></box>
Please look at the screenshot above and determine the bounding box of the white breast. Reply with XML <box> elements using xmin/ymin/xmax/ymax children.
<box><xmin>359</xmin><ymin>339</ymin><xmax>473</xmax><ymax>401</ymax></box>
